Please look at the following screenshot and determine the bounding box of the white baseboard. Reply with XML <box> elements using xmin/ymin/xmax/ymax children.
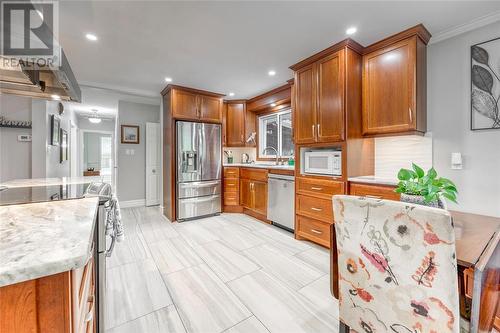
<box><xmin>120</xmin><ymin>199</ymin><xmax>146</xmax><ymax>208</ymax></box>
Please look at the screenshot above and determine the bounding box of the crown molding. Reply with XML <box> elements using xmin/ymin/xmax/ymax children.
<box><xmin>430</xmin><ymin>10</ymin><xmax>500</xmax><ymax>45</ymax></box>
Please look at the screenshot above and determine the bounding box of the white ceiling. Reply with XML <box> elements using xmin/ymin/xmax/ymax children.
<box><xmin>67</xmin><ymin>85</ymin><xmax>160</xmax><ymax>118</ymax></box>
<box><xmin>58</xmin><ymin>1</ymin><xmax>500</xmax><ymax>99</ymax></box>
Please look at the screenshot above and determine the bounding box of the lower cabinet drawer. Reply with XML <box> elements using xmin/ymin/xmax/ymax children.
<box><xmin>224</xmin><ymin>167</ymin><xmax>240</xmax><ymax>178</ymax></box>
<box><xmin>296</xmin><ymin>177</ymin><xmax>344</xmax><ymax>198</ymax></box>
<box><xmin>224</xmin><ymin>192</ymin><xmax>239</xmax><ymax>206</ymax></box>
<box><xmin>296</xmin><ymin>194</ymin><xmax>333</xmax><ymax>223</ymax></box>
<box><xmin>296</xmin><ymin>215</ymin><xmax>331</xmax><ymax>248</ymax></box>
<box><xmin>224</xmin><ymin>179</ymin><xmax>239</xmax><ymax>192</ymax></box>
<box><xmin>349</xmin><ymin>183</ymin><xmax>400</xmax><ymax>201</ymax></box>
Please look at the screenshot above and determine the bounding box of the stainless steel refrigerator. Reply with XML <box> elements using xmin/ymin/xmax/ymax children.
<box><xmin>176</xmin><ymin>121</ymin><xmax>222</xmax><ymax>221</ymax></box>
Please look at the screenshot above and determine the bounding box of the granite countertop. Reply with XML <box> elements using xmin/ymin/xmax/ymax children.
<box><xmin>223</xmin><ymin>163</ymin><xmax>295</xmax><ymax>171</ymax></box>
<box><xmin>0</xmin><ymin>197</ymin><xmax>99</xmax><ymax>287</ymax></box>
<box><xmin>348</xmin><ymin>176</ymin><xmax>399</xmax><ymax>186</ymax></box>
<box><xmin>0</xmin><ymin>176</ymin><xmax>103</xmax><ymax>188</ymax></box>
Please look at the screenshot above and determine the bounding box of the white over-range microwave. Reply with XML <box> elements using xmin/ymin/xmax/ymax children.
<box><xmin>303</xmin><ymin>150</ymin><xmax>342</xmax><ymax>176</ymax></box>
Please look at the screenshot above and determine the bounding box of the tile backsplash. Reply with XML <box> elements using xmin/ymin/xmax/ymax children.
<box><xmin>374</xmin><ymin>134</ymin><xmax>433</xmax><ymax>179</ymax></box>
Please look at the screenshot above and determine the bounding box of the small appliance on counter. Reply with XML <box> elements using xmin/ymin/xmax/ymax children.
<box><xmin>241</xmin><ymin>153</ymin><xmax>250</xmax><ymax>164</ymax></box>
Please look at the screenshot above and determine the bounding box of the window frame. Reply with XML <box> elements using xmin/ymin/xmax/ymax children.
<box><xmin>258</xmin><ymin>108</ymin><xmax>294</xmax><ymax>159</ymax></box>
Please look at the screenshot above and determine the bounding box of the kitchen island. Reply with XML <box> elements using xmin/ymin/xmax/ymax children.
<box><xmin>0</xmin><ymin>197</ymin><xmax>99</xmax><ymax>333</ymax></box>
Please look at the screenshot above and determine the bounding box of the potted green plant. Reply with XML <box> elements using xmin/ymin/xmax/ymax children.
<box><xmin>395</xmin><ymin>163</ymin><xmax>458</xmax><ymax>209</ymax></box>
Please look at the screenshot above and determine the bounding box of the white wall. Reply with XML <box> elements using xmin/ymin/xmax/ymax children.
<box><xmin>77</xmin><ymin>115</ymin><xmax>116</xmax><ymax>132</ymax></box>
<box><xmin>45</xmin><ymin>101</ymin><xmax>78</xmax><ymax>178</ymax></box>
<box><xmin>428</xmin><ymin>21</ymin><xmax>500</xmax><ymax>217</ymax></box>
<box><xmin>0</xmin><ymin>95</ymin><xmax>32</xmax><ymax>181</ymax></box>
<box><xmin>117</xmin><ymin>101</ymin><xmax>160</xmax><ymax>202</ymax></box>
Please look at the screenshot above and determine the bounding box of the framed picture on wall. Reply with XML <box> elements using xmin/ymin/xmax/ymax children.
<box><xmin>471</xmin><ymin>37</ymin><xmax>500</xmax><ymax>130</ymax></box>
<box><xmin>50</xmin><ymin>115</ymin><xmax>61</xmax><ymax>145</ymax></box>
<box><xmin>121</xmin><ymin>125</ymin><xmax>140</xmax><ymax>144</ymax></box>
<box><xmin>60</xmin><ymin>129</ymin><xmax>68</xmax><ymax>163</ymax></box>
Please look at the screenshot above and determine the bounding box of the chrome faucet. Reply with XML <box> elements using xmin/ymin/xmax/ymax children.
<box><xmin>263</xmin><ymin>146</ymin><xmax>280</xmax><ymax>165</ymax></box>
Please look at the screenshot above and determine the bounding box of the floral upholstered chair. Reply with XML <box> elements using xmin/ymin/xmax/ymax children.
<box><xmin>332</xmin><ymin>195</ymin><xmax>459</xmax><ymax>333</ymax></box>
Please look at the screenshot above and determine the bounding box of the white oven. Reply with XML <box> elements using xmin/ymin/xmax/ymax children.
<box><xmin>304</xmin><ymin>150</ymin><xmax>342</xmax><ymax>176</ymax></box>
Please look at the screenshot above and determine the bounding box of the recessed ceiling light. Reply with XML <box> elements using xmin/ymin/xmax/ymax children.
<box><xmin>85</xmin><ymin>33</ymin><xmax>98</xmax><ymax>41</ymax></box>
<box><xmin>164</xmin><ymin>77</ymin><xmax>172</xmax><ymax>83</ymax></box>
<box><xmin>268</xmin><ymin>70</ymin><xmax>276</xmax><ymax>76</ymax></box>
<box><xmin>51</xmin><ymin>94</ymin><xmax>61</xmax><ymax>100</ymax></box>
<box><xmin>228</xmin><ymin>92</ymin><xmax>235</xmax><ymax>97</ymax></box>
<box><xmin>271</xmin><ymin>103</ymin><xmax>277</xmax><ymax>107</ymax></box>
<box><xmin>346</xmin><ymin>27</ymin><xmax>357</xmax><ymax>35</ymax></box>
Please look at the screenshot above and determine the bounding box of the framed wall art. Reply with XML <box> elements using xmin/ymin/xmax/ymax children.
<box><xmin>121</xmin><ymin>125</ymin><xmax>140</xmax><ymax>144</ymax></box>
<box><xmin>60</xmin><ymin>129</ymin><xmax>68</xmax><ymax>162</ymax></box>
<box><xmin>471</xmin><ymin>37</ymin><xmax>500</xmax><ymax>130</ymax></box>
<box><xmin>50</xmin><ymin>115</ymin><xmax>61</xmax><ymax>145</ymax></box>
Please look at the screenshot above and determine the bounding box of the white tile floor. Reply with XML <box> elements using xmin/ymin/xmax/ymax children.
<box><xmin>106</xmin><ymin>207</ymin><xmax>339</xmax><ymax>333</ymax></box>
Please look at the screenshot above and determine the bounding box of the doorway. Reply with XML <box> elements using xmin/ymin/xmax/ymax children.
<box><xmin>80</xmin><ymin>130</ymin><xmax>115</xmax><ymax>187</ymax></box>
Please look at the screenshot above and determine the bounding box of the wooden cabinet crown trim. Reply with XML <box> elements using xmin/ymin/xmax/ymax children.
<box><xmin>290</xmin><ymin>38</ymin><xmax>363</xmax><ymax>71</ymax></box>
<box><xmin>362</xmin><ymin>24</ymin><xmax>431</xmax><ymax>55</ymax></box>
<box><xmin>161</xmin><ymin>84</ymin><xmax>226</xmax><ymax>98</ymax></box>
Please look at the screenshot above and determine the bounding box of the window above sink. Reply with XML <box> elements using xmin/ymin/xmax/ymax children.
<box><xmin>258</xmin><ymin>108</ymin><xmax>294</xmax><ymax>159</ymax></box>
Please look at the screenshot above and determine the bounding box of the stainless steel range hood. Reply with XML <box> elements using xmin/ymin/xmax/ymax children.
<box><xmin>0</xmin><ymin>49</ymin><xmax>81</xmax><ymax>102</ymax></box>
<box><xmin>0</xmin><ymin>1</ymin><xmax>81</xmax><ymax>102</ymax></box>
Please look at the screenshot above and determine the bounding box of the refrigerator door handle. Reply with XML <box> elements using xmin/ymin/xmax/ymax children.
<box><xmin>198</xmin><ymin>125</ymin><xmax>203</xmax><ymax>179</ymax></box>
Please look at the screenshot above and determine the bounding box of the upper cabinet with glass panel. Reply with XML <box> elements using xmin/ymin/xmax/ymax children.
<box><xmin>258</xmin><ymin>109</ymin><xmax>294</xmax><ymax>158</ymax></box>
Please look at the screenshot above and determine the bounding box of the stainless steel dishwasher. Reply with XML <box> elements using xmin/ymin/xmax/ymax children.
<box><xmin>267</xmin><ymin>173</ymin><xmax>295</xmax><ymax>232</ymax></box>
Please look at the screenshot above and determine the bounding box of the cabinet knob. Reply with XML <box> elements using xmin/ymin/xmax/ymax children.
<box><xmin>311</xmin><ymin>207</ymin><xmax>322</xmax><ymax>212</ymax></box>
<box><xmin>310</xmin><ymin>229</ymin><xmax>322</xmax><ymax>234</ymax></box>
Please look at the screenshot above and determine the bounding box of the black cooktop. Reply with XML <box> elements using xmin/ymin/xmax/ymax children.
<box><xmin>0</xmin><ymin>183</ymin><xmax>91</xmax><ymax>206</ymax></box>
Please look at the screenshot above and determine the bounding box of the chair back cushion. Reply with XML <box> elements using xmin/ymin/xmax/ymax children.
<box><xmin>333</xmin><ymin>195</ymin><xmax>459</xmax><ymax>333</ymax></box>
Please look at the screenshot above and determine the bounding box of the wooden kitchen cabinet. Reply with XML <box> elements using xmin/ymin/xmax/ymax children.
<box><xmin>163</xmin><ymin>85</ymin><xmax>224</xmax><ymax>123</ymax></box>
<box><xmin>252</xmin><ymin>181</ymin><xmax>267</xmax><ymax>216</ymax></box>
<box><xmin>294</xmin><ymin>176</ymin><xmax>345</xmax><ymax>248</ymax></box>
<box><xmin>0</xmin><ymin>255</ymin><xmax>95</xmax><ymax>333</ymax></box>
<box><xmin>226</xmin><ymin>101</ymin><xmax>246</xmax><ymax>146</ymax></box>
<box><xmin>316</xmin><ymin>51</ymin><xmax>345</xmax><ymax>142</ymax></box>
<box><xmin>200</xmin><ymin>94</ymin><xmax>223</xmax><ymax>123</ymax></box>
<box><xmin>349</xmin><ymin>182</ymin><xmax>400</xmax><ymax>201</ymax></box>
<box><xmin>171</xmin><ymin>88</ymin><xmax>199</xmax><ymax>120</ymax></box>
<box><xmin>362</xmin><ymin>26</ymin><xmax>430</xmax><ymax>136</ymax></box>
<box><xmin>291</xmin><ymin>41</ymin><xmax>360</xmax><ymax>144</ymax></box>
<box><xmin>294</xmin><ymin>64</ymin><xmax>316</xmax><ymax>144</ymax></box>
<box><xmin>239</xmin><ymin>178</ymin><xmax>252</xmax><ymax>208</ymax></box>
<box><xmin>223</xmin><ymin>167</ymin><xmax>242</xmax><ymax>212</ymax></box>
<box><xmin>239</xmin><ymin>168</ymin><xmax>269</xmax><ymax>221</ymax></box>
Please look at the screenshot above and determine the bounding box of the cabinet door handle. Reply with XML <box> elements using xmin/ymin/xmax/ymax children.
<box><xmin>317</xmin><ymin>124</ymin><xmax>320</xmax><ymax>136</ymax></box>
<box><xmin>311</xmin><ymin>207</ymin><xmax>322</xmax><ymax>212</ymax></box>
<box><xmin>241</xmin><ymin>134</ymin><xmax>244</xmax><ymax>142</ymax></box>
<box><xmin>310</xmin><ymin>187</ymin><xmax>323</xmax><ymax>191</ymax></box>
<box><xmin>310</xmin><ymin>229</ymin><xmax>323</xmax><ymax>234</ymax></box>
<box><xmin>409</xmin><ymin>108</ymin><xmax>413</xmax><ymax>124</ymax></box>
<box><xmin>312</xmin><ymin>125</ymin><xmax>315</xmax><ymax>139</ymax></box>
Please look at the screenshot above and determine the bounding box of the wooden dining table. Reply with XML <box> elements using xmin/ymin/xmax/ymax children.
<box><xmin>330</xmin><ymin>209</ymin><xmax>500</xmax><ymax>298</ymax></box>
